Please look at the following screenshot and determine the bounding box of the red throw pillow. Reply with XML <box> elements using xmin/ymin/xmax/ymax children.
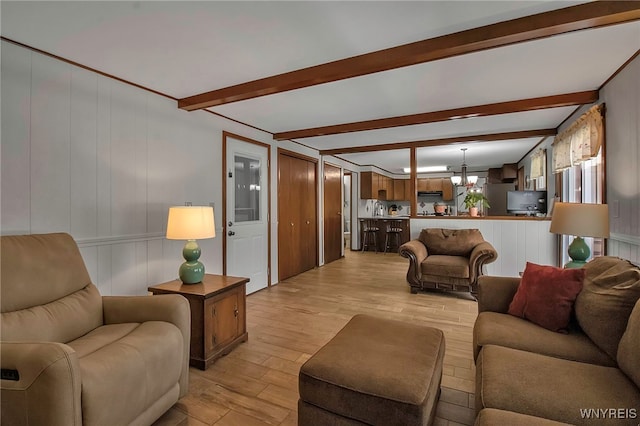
<box><xmin>508</xmin><ymin>262</ymin><xmax>585</xmax><ymax>332</ymax></box>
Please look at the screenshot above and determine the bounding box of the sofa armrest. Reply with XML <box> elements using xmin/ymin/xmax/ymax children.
<box><xmin>477</xmin><ymin>276</ymin><xmax>521</xmax><ymax>313</ymax></box>
<box><xmin>102</xmin><ymin>294</ymin><xmax>191</xmax><ymax>397</ymax></box>
<box><xmin>1</xmin><ymin>342</ymin><xmax>82</xmax><ymax>426</ymax></box>
<box><xmin>399</xmin><ymin>240</ymin><xmax>428</xmax><ymax>287</ymax></box>
<box><xmin>469</xmin><ymin>242</ymin><xmax>498</xmax><ymax>281</ymax></box>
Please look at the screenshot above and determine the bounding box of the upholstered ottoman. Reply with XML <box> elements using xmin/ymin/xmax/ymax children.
<box><xmin>298</xmin><ymin>314</ymin><xmax>445</xmax><ymax>426</ymax></box>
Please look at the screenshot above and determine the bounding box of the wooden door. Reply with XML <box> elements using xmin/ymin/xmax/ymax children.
<box><xmin>324</xmin><ymin>163</ymin><xmax>342</xmax><ymax>264</ymax></box>
<box><xmin>301</xmin><ymin>159</ymin><xmax>317</xmax><ymax>272</ymax></box>
<box><xmin>278</xmin><ymin>152</ymin><xmax>317</xmax><ymax>281</ymax></box>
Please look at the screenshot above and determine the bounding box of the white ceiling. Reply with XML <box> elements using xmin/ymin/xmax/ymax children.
<box><xmin>2</xmin><ymin>1</ymin><xmax>639</xmax><ymax>175</ymax></box>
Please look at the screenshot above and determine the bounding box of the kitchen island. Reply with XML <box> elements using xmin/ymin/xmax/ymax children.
<box><xmin>358</xmin><ymin>217</ymin><xmax>410</xmax><ymax>253</ymax></box>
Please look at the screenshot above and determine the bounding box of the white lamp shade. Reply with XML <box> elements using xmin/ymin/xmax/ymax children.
<box><xmin>451</xmin><ymin>176</ymin><xmax>462</xmax><ymax>185</ymax></box>
<box><xmin>549</xmin><ymin>202</ymin><xmax>609</xmax><ymax>238</ymax></box>
<box><xmin>467</xmin><ymin>175</ymin><xmax>478</xmax><ymax>185</ymax></box>
<box><xmin>166</xmin><ymin>206</ymin><xmax>216</xmax><ymax>240</ymax></box>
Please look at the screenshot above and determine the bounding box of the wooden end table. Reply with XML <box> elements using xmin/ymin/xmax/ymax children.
<box><xmin>148</xmin><ymin>274</ymin><xmax>249</xmax><ymax>370</ymax></box>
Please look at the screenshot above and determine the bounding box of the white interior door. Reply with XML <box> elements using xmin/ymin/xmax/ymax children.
<box><xmin>226</xmin><ymin>137</ymin><xmax>269</xmax><ymax>294</ymax></box>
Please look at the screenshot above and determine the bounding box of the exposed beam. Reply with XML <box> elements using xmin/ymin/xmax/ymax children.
<box><xmin>178</xmin><ymin>2</ymin><xmax>639</xmax><ymax>111</ymax></box>
<box><xmin>279</xmin><ymin>92</ymin><xmax>594</xmax><ymax>141</ymax></box>
<box><xmin>319</xmin><ymin>129</ymin><xmax>557</xmax><ymax>156</ymax></box>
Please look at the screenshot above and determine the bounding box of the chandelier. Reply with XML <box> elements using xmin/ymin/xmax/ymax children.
<box><xmin>450</xmin><ymin>148</ymin><xmax>478</xmax><ymax>188</ymax></box>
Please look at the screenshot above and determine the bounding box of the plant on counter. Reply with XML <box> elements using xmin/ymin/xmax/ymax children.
<box><xmin>463</xmin><ymin>191</ymin><xmax>490</xmax><ymax>210</ymax></box>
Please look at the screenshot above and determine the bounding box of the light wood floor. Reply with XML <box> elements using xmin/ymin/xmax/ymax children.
<box><xmin>154</xmin><ymin>250</ymin><xmax>478</xmax><ymax>426</ymax></box>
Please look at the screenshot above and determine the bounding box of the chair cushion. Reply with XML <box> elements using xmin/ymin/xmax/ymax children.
<box><xmin>1</xmin><ymin>284</ymin><xmax>103</xmax><ymax>343</ymax></box>
<box><xmin>419</xmin><ymin>228</ymin><xmax>484</xmax><ymax>256</ymax></box>
<box><xmin>299</xmin><ymin>314</ymin><xmax>444</xmax><ymax>426</ymax></box>
<box><xmin>1</xmin><ymin>233</ymin><xmax>93</xmax><ymax>312</ymax></box>
<box><xmin>575</xmin><ymin>256</ymin><xmax>640</xmax><ymax>360</ymax></box>
<box><xmin>477</xmin><ymin>345</ymin><xmax>640</xmax><ymax>425</ymax></box>
<box><xmin>473</xmin><ymin>312</ymin><xmax>615</xmax><ymax>366</ymax></box>
<box><xmin>507</xmin><ymin>262</ymin><xmax>584</xmax><ymax>332</ymax></box>
<box><xmin>68</xmin><ymin>321</ymin><xmax>184</xmax><ymax>426</ymax></box>
<box><xmin>421</xmin><ymin>255</ymin><xmax>469</xmax><ymax>279</ymax></box>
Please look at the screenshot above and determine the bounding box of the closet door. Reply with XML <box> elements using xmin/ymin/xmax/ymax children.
<box><xmin>278</xmin><ymin>153</ymin><xmax>295</xmax><ymax>281</ymax></box>
<box><xmin>278</xmin><ymin>152</ymin><xmax>317</xmax><ymax>281</ymax></box>
<box><xmin>301</xmin><ymin>159</ymin><xmax>317</xmax><ymax>272</ymax></box>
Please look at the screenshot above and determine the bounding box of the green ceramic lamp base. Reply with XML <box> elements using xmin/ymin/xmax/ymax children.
<box><xmin>179</xmin><ymin>240</ymin><xmax>205</xmax><ymax>284</ymax></box>
<box><xmin>564</xmin><ymin>236</ymin><xmax>590</xmax><ymax>269</ymax></box>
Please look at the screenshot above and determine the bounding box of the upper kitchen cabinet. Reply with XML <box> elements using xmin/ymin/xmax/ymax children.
<box><xmin>441</xmin><ymin>179</ymin><xmax>454</xmax><ymax>201</ymax></box>
<box><xmin>488</xmin><ymin>163</ymin><xmax>518</xmax><ymax>183</ymax></box>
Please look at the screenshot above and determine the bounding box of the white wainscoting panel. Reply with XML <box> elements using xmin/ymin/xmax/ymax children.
<box><xmin>409</xmin><ymin>218</ymin><xmax>556</xmax><ymax>277</ymax></box>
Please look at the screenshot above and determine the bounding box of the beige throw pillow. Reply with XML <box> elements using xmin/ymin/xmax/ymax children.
<box><xmin>574</xmin><ymin>256</ymin><xmax>640</xmax><ymax>360</ymax></box>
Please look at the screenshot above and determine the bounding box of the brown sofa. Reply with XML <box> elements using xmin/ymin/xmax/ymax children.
<box><xmin>473</xmin><ymin>256</ymin><xmax>640</xmax><ymax>425</ymax></box>
<box><xmin>399</xmin><ymin>228</ymin><xmax>497</xmax><ymax>296</ymax></box>
<box><xmin>0</xmin><ymin>233</ymin><xmax>191</xmax><ymax>426</ymax></box>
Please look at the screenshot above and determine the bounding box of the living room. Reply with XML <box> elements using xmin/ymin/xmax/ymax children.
<box><xmin>2</xmin><ymin>2</ymin><xmax>640</xmax><ymax>425</ymax></box>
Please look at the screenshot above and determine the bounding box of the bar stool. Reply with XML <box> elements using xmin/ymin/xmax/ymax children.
<box><xmin>384</xmin><ymin>219</ymin><xmax>404</xmax><ymax>253</ymax></box>
<box><xmin>361</xmin><ymin>219</ymin><xmax>379</xmax><ymax>253</ymax></box>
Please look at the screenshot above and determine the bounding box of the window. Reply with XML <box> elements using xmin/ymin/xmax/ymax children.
<box><xmin>558</xmin><ymin>148</ymin><xmax>605</xmax><ymax>265</ymax></box>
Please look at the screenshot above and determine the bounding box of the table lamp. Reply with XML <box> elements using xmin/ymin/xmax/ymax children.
<box><xmin>166</xmin><ymin>206</ymin><xmax>216</xmax><ymax>284</ymax></box>
<box><xmin>549</xmin><ymin>202</ymin><xmax>609</xmax><ymax>268</ymax></box>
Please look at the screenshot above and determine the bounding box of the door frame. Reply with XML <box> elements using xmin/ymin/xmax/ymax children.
<box><xmin>344</xmin><ymin>171</ymin><xmax>352</xmax><ymax>251</ymax></box>
<box><xmin>277</xmin><ymin>148</ymin><xmax>319</xmax><ymax>280</ymax></box>
<box><xmin>222</xmin><ymin>131</ymin><xmax>271</xmax><ymax>286</ymax></box>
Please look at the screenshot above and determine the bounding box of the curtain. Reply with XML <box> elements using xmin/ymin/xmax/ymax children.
<box><xmin>530</xmin><ymin>149</ymin><xmax>545</xmax><ymax>179</ymax></box>
<box><xmin>552</xmin><ymin>104</ymin><xmax>604</xmax><ymax>173</ymax></box>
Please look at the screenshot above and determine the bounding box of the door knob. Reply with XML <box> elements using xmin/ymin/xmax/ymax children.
<box><xmin>228</xmin><ymin>221</ymin><xmax>233</xmax><ymax>227</ymax></box>
<box><xmin>228</xmin><ymin>231</ymin><xmax>235</xmax><ymax>236</ymax></box>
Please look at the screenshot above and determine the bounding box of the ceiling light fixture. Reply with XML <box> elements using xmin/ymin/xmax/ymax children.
<box><xmin>403</xmin><ymin>165</ymin><xmax>448</xmax><ymax>173</ymax></box>
<box><xmin>450</xmin><ymin>148</ymin><xmax>478</xmax><ymax>188</ymax></box>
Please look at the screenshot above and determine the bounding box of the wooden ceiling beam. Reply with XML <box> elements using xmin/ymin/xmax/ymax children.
<box><xmin>278</xmin><ymin>91</ymin><xmax>595</xmax><ymax>141</ymax></box>
<box><xmin>319</xmin><ymin>129</ymin><xmax>557</xmax><ymax>156</ymax></box>
<box><xmin>178</xmin><ymin>2</ymin><xmax>639</xmax><ymax>111</ymax></box>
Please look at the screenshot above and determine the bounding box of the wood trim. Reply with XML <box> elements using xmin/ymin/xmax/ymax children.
<box><xmin>410</xmin><ymin>148</ymin><xmax>417</xmax><ymax>220</ymax></box>
<box><xmin>600</xmin><ymin>48</ymin><xmax>640</xmax><ymax>90</ymax></box>
<box><xmin>276</xmin><ymin>148</ymin><xmax>319</xmax><ymax>164</ymax></box>
<box><xmin>320</xmin><ymin>129</ymin><xmax>557</xmax><ymax>156</ymax></box>
<box><xmin>275</xmin><ymin>92</ymin><xmax>595</xmax><ymax>140</ymax></box>
<box><xmin>177</xmin><ymin>2</ymin><xmax>640</xmax><ymax>111</ymax></box>
<box><xmin>221</xmin><ymin>131</ymin><xmax>272</xmax><ymax>286</ymax></box>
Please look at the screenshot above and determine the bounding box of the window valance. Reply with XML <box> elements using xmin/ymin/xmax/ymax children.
<box><xmin>552</xmin><ymin>104</ymin><xmax>604</xmax><ymax>173</ymax></box>
<box><xmin>530</xmin><ymin>149</ymin><xmax>545</xmax><ymax>179</ymax></box>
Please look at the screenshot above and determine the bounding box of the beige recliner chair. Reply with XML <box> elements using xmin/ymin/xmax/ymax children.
<box><xmin>1</xmin><ymin>233</ymin><xmax>191</xmax><ymax>426</ymax></box>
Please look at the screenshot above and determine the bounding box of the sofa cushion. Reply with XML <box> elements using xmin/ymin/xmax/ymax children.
<box><xmin>618</xmin><ymin>300</ymin><xmax>640</xmax><ymax>389</ymax></box>
<box><xmin>575</xmin><ymin>256</ymin><xmax>640</xmax><ymax>360</ymax></box>
<box><xmin>421</xmin><ymin>255</ymin><xmax>469</xmax><ymax>278</ymax></box>
<box><xmin>508</xmin><ymin>262</ymin><xmax>584</xmax><ymax>332</ymax></box>
<box><xmin>475</xmin><ymin>408</ymin><xmax>573</xmax><ymax>426</ymax></box>
<box><xmin>473</xmin><ymin>312</ymin><xmax>615</xmax><ymax>366</ymax></box>
<box><xmin>418</xmin><ymin>228</ymin><xmax>484</xmax><ymax>256</ymax></box>
<box><xmin>477</xmin><ymin>345</ymin><xmax>640</xmax><ymax>425</ymax></box>
<box><xmin>69</xmin><ymin>321</ymin><xmax>184</xmax><ymax>426</ymax></box>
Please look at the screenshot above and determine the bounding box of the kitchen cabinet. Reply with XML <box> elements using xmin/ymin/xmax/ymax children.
<box><xmin>393</xmin><ymin>179</ymin><xmax>408</xmax><ymax>201</ymax></box>
<box><xmin>441</xmin><ymin>178</ymin><xmax>454</xmax><ymax>201</ymax></box>
<box><xmin>417</xmin><ymin>178</ymin><xmax>443</xmax><ymax>192</ymax></box>
<box><xmin>361</xmin><ymin>172</ymin><xmax>395</xmax><ymax>200</ymax></box>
